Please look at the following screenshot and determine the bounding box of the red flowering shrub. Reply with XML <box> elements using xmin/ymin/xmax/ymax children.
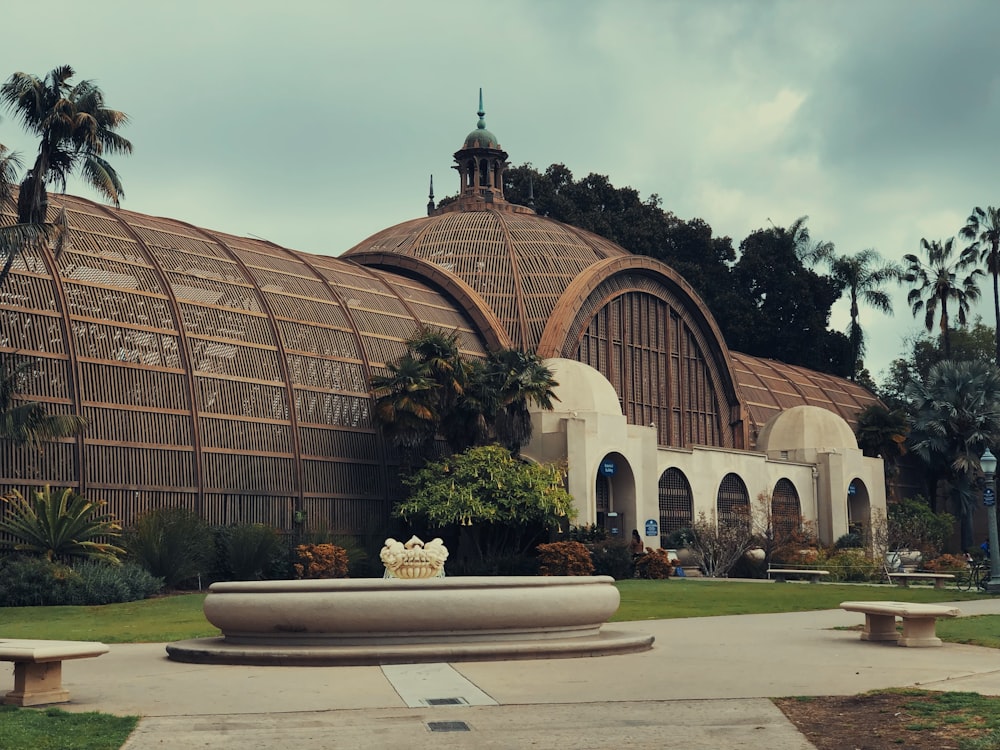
<box><xmin>293</xmin><ymin>543</ymin><xmax>349</xmax><ymax>579</ymax></box>
<box><xmin>634</xmin><ymin>548</ymin><xmax>674</xmax><ymax>579</ymax></box>
<box><xmin>536</xmin><ymin>540</ymin><xmax>594</xmax><ymax>576</ymax></box>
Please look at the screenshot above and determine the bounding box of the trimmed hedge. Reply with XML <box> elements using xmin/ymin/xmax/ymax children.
<box><xmin>0</xmin><ymin>557</ymin><xmax>163</xmax><ymax>606</ymax></box>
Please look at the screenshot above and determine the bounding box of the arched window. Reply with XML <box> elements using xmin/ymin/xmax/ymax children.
<box><xmin>717</xmin><ymin>473</ymin><xmax>750</xmax><ymax>531</ymax></box>
<box><xmin>771</xmin><ymin>478</ymin><xmax>800</xmax><ymax>540</ymax></box>
<box><xmin>658</xmin><ymin>468</ymin><xmax>693</xmax><ymax>541</ymax></box>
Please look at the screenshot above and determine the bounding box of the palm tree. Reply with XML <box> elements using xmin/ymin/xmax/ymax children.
<box><xmin>906</xmin><ymin>360</ymin><xmax>1000</xmax><ymax>551</ymax></box>
<box><xmin>960</xmin><ymin>206</ymin><xmax>1000</xmax><ymax>365</ymax></box>
<box><xmin>829</xmin><ymin>249</ymin><xmax>901</xmax><ymax>380</ymax></box>
<box><xmin>1</xmin><ymin>65</ymin><xmax>132</xmax><ymax>225</ymax></box>
<box><xmin>788</xmin><ymin>215</ymin><xmax>835</xmax><ymax>267</ymax></box>
<box><xmin>486</xmin><ymin>348</ymin><xmax>559</xmax><ymax>454</ymax></box>
<box><xmin>855</xmin><ymin>403</ymin><xmax>908</xmax><ymax>498</ymax></box>
<box><xmin>370</xmin><ymin>355</ymin><xmax>439</xmax><ymax>469</ymax></box>
<box><xmin>0</xmin><ymin>354</ymin><xmax>85</xmax><ymax>450</ymax></box>
<box><xmin>902</xmin><ymin>237</ymin><xmax>982</xmax><ymax>359</ymax></box>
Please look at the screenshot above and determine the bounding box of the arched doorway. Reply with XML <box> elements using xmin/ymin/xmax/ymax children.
<box><xmin>847</xmin><ymin>478</ymin><xmax>871</xmax><ymax>538</ymax></box>
<box><xmin>595</xmin><ymin>452</ymin><xmax>635</xmax><ymax>540</ymax></box>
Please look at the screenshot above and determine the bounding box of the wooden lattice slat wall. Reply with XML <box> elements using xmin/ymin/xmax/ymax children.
<box><xmin>0</xmin><ymin>194</ymin><xmax>487</xmax><ymax>533</ymax></box>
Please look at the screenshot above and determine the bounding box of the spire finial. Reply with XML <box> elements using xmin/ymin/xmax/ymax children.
<box><xmin>477</xmin><ymin>87</ymin><xmax>486</xmax><ymax>130</ymax></box>
<box><xmin>427</xmin><ymin>174</ymin><xmax>435</xmax><ymax>216</ymax></box>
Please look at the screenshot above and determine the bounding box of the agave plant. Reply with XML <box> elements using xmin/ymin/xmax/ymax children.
<box><xmin>0</xmin><ymin>486</ymin><xmax>125</xmax><ymax>564</ymax></box>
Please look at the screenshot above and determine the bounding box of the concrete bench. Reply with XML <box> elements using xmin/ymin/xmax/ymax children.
<box><xmin>840</xmin><ymin>601</ymin><xmax>960</xmax><ymax>647</ymax></box>
<box><xmin>888</xmin><ymin>572</ymin><xmax>956</xmax><ymax>589</ymax></box>
<box><xmin>767</xmin><ymin>568</ymin><xmax>830</xmax><ymax>583</ymax></box>
<box><xmin>0</xmin><ymin>639</ymin><xmax>109</xmax><ymax>706</ymax></box>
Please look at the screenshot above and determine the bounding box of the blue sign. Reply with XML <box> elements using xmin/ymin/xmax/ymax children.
<box><xmin>599</xmin><ymin>460</ymin><xmax>616</xmax><ymax>477</ymax></box>
<box><xmin>645</xmin><ymin>519</ymin><xmax>658</xmax><ymax>537</ymax></box>
<box><xmin>985</xmin><ymin>488</ymin><xmax>996</xmax><ymax>507</ymax></box>
<box><xmin>847</xmin><ymin>482</ymin><xmax>857</xmax><ymax>496</ymax></box>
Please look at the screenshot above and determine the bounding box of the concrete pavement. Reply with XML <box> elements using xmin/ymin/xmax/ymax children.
<box><xmin>46</xmin><ymin>595</ymin><xmax>1000</xmax><ymax>749</ymax></box>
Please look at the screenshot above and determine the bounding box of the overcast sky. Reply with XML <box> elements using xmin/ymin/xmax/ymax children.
<box><xmin>3</xmin><ymin>0</ymin><xmax>998</xmax><ymax>386</ymax></box>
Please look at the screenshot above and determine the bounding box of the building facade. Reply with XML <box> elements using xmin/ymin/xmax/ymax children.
<box><xmin>0</xmin><ymin>102</ymin><xmax>885</xmax><ymax>546</ymax></box>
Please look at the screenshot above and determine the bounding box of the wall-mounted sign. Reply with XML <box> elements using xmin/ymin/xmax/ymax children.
<box><xmin>645</xmin><ymin>519</ymin><xmax>658</xmax><ymax>536</ymax></box>
<box><xmin>847</xmin><ymin>482</ymin><xmax>857</xmax><ymax>496</ymax></box>
<box><xmin>599</xmin><ymin>460</ymin><xmax>617</xmax><ymax>477</ymax></box>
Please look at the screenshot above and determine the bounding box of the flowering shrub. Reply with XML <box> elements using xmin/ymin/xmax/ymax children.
<box><xmin>634</xmin><ymin>548</ymin><xmax>674</xmax><ymax>580</ymax></box>
<box><xmin>293</xmin><ymin>543</ymin><xmax>349</xmax><ymax>579</ymax></box>
<box><xmin>536</xmin><ymin>540</ymin><xmax>594</xmax><ymax>576</ymax></box>
<box><xmin>924</xmin><ymin>554</ymin><xmax>969</xmax><ymax>574</ymax></box>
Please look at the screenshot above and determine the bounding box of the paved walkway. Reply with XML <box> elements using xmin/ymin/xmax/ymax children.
<box><xmin>51</xmin><ymin>596</ymin><xmax>1000</xmax><ymax>750</ymax></box>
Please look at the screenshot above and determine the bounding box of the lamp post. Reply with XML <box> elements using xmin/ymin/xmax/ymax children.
<box><xmin>980</xmin><ymin>448</ymin><xmax>1000</xmax><ymax>593</ymax></box>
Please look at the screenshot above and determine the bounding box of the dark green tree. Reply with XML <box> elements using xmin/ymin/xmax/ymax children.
<box><xmin>880</xmin><ymin>322</ymin><xmax>995</xmax><ymax>409</ymax></box>
<box><xmin>902</xmin><ymin>237</ymin><xmax>982</xmax><ymax>359</ymax></box>
<box><xmin>855</xmin><ymin>403</ymin><xmax>909</xmax><ymax>494</ymax></box>
<box><xmin>396</xmin><ymin>444</ymin><xmax>575</xmax><ymax>562</ymax></box>
<box><xmin>1</xmin><ymin>353</ymin><xmax>85</xmax><ymax>450</ymax></box>
<box><xmin>829</xmin><ymin>249</ymin><xmax>901</xmax><ymax>380</ymax></box>
<box><xmin>905</xmin><ymin>359</ymin><xmax>1000</xmax><ymax>551</ymax></box>
<box><xmin>959</xmin><ymin>206</ymin><xmax>1000</xmax><ymax>365</ymax></box>
<box><xmin>371</xmin><ymin>353</ymin><xmax>440</xmax><ymax>469</ymax></box>
<box><xmin>725</xmin><ymin>220</ymin><xmax>850</xmax><ymax>375</ymax></box>
<box><xmin>482</xmin><ymin>348</ymin><xmax>559</xmax><ymax>454</ymax></box>
<box><xmin>501</xmin><ymin>163</ymin><xmax>736</xmax><ymax>318</ymax></box>
<box><xmin>1</xmin><ymin>65</ymin><xmax>132</xmax><ymax>224</ymax></box>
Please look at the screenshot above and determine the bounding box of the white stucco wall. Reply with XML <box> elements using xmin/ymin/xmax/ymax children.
<box><xmin>523</xmin><ymin>360</ymin><xmax>887</xmax><ymax>548</ymax></box>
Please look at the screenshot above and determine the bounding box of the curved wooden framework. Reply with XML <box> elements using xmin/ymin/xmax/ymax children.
<box><xmin>0</xmin><ymin>194</ymin><xmax>488</xmax><ymax>531</ymax></box>
<box><xmin>538</xmin><ymin>257</ymin><xmax>746</xmax><ymax>449</ymax></box>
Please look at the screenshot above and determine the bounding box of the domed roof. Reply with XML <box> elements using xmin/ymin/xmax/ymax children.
<box><xmin>756</xmin><ymin>405</ymin><xmax>859</xmax><ymax>453</ymax></box>
<box><xmin>543</xmin><ymin>358</ymin><xmax>622</xmax><ymax>416</ymax></box>
<box><xmin>342</xmin><ymin>209</ymin><xmax>627</xmax><ymax>351</ymax></box>
<box><xmin>464</xmin><ymin>125</ymin><xmax>499</xmax><ymax>150</ymax></box>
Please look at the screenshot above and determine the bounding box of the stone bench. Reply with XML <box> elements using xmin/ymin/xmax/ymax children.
<box><xmin>840</xmin><ymin>601</ymin><xmax>960</xmax><ymax>647</ymax></box>
<box><xmin>0</xmin><ymin>639</ymin><xmax>109</xmax><ymax>706</ymax></box>
<box><xmin>767</xmin><ymin>568</ymin><xmax>830</xmax><ymax>583</ymax></box>
<box><xmin>887</xmin><ymin>572</ymin><xmax>956</xmax><ymax>589</ymax></box>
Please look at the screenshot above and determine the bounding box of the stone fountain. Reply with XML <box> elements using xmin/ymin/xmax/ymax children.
<box><xmin>166</xmin><ymin>537</ymin><xmax>653</xmax><ymax>666</ymax></box>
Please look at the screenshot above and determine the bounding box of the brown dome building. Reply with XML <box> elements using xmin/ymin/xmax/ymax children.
<box><xmin>0</xmin><ymin>97</ymin><xmax>884</xmax><ymax>545</ymax></box>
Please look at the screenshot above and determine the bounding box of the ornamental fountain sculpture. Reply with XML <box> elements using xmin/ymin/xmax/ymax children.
<box><xmin>167</xmin><ymin>535</ymin><xmax>652</xmax><ymax>666</ymax></box>
<box><xmin>380</xmin><ymin>536</ymin><xmax>448</xmax><ymax>579</ymax></box>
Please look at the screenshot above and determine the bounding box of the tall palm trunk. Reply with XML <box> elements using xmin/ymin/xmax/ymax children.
<box><xmin>993</xmin><ymin>241</ymin><xmax>1000</xmax><ymax>367</ymax></box>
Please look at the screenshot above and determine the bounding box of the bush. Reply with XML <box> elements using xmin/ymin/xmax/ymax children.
<box><xmin>293</xmin><ymin>544</ymin><xmax>349</xmax><ymax>579</ymax></box>
<box><xmin>536</xmin><ymin>541</ymin><xmax>594</xmax><ymax>576</ymax></box>
<box><xmin>214</xmin><ymin>524</ymin><xmax>285</xmax><ymax>581</ymax></box>
<box><xmin>634</xmin><ymin>549</ymin><xmax>674</xmax><ymax>579</ymax></box>
<box><xmin>662</xmin><ymin>527</ymin><xmax>694</xmax><ymax>549</ymax></box>
<box><xmin>835</xmin><ymin>532</ymin><xmax>864</xmax><ymax>549</ymax></box>
<box><xmin>924</xmin><ymin>553</ymin><xmax>969</xmax><ymax>574</ymax></box>
<box><xmin>0</xmin><ymin>486</ymin><xmax>125</xmax><ymax>563</ymax></box>
<box><xmin>0</xmin><ymin>557</ymin><xmax>162</xmax><ymax>606</ymax></box>
<box><xmin>65</xmin><ymin>560</ymin><xmax>163</xmax><ymax>605</ymax></box>
<box><xmin>567</xmin><ymin>524</ymin><xmax>607</xmax><ymax>543</ymax></box>
<box><xmin>587</xmin><ymin>539</ymin><xmax>635</xmax><ymax>579</ymax></box>
<box><xmin>0</xmin><ymin>557</ymin><xmax>77</xmax><ymax>606</ymax></box>
<box><xmin>124</xmin><ymin>507</ymin><xmax>213</xmax><ymax>588</ymax></box>
<box><xmin>817</xmin><ymin>549</ymin><xmax>881</xmax><ymax>582</ymax></box>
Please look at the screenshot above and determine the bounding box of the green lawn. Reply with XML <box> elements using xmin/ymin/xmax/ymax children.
<box><xmin>611</xmin><ymin>578</ymin><xmax>992</xmax><ymax>622</ymax></box>
<box><xmin>0</xmin><ymin>706</ymin><xmax>137</xmax><ymax>750</ymax></box>
<box><xmin>0</xmin><ymin>578</ymin><xmax>992</xmax><ymax>643</ymax></box>
<box><xmin>0</xmin><ymin>594</ymin><xmax>216</xmax><ymax>643</ymax></box>
<box><xmin>0</xmin><ymin>579</ymin><xmax>995</xmax><ymax>750</ymax></box>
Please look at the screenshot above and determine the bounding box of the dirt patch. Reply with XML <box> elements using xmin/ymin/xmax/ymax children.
<box><xmin>774</xmin><ymin>693</ymin><xmax>989</xmax><ymax>750</ymax></box>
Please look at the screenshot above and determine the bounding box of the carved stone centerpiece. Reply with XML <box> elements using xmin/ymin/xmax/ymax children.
<box><xmin>380</xmin><ymin>536</ymin><xmax>448</xmax><ymax>579</ymax></box>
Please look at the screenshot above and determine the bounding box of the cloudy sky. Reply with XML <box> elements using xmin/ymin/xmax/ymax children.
<box><xmin>3</xmin><ymin>0</ymin><xmax>998</xmax><ymax>385</ymax></box>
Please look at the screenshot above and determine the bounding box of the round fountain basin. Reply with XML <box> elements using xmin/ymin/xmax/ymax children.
<box><xmin>166</xmin><ymin>575</ymin><xmax>653</xmax><ymax>665</ymax></box>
